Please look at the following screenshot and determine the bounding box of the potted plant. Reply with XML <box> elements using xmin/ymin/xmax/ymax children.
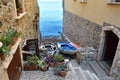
<box><xmin>45</xmin><ymin>55</ymin><xmax>56</xmax><ymax>67</ymax></box>
<box><xmin>54</xmin><ymin>54</ymin><xmax>64</xmax><ymax>66</ymax></box>
<box><xmin>0</xmin><ymin>45</ymin><xmax>10</xmax><ymax>61</ymax></box>
<box><xmin>0</xmin><ymin>33</ymin><xmax>13</xmax><ymax>46</ymax></box>
<box><xmin>38</xmin><ymin>60</ymin><xmax>48</xmax><ymax>71</ymax></box>
<box><xmin>54</xmin><ymin>62</ymin><xmax>68</xmax><ymax>77</ymax></box>
<box><xmin>16</xmin><ymin>1</ymin><xmax>23</xmax><ymax>15</ymax></box>
<box><xmin>7</xmin><ymin>27</ymin><xmax>21</xmax><ymax>43</ymax></box>
<box><xmin>0</xmin><ymin>27</ymin><xmax>21</xmax><ymax>46</ymax></box>
<box><xmin>24</xmin><ymin>55</ymin><xmax>39</xmax><ymax>70</ymax></box>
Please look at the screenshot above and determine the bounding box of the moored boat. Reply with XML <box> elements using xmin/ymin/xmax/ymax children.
<box><xmin>57</xmin><ymin>42</ymin><xmax>78</xmax><ymax>55</ymax></box>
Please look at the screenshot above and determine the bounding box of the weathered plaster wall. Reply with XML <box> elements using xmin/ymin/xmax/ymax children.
<box><xmin>64</xmin><ymin>0</ymin><xmax>120</xmax><ymax>27</ymax></box>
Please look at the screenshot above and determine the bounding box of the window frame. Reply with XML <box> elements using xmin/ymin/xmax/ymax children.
<box><xmin>14</xmin><ymin>0</ymin><xmax>26</xmax><ymax>19</ymax></box>
<box><xmin>80</xmin><ymin>0</ymin><xmax>87</xmax><ymax>3</ymax></box>
<box><xmin>108</xmin><ymin>0</ymin><xmax>120</xmax><ymax>4</ymax></box>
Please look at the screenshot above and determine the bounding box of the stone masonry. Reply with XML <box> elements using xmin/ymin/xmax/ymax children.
<box><xmin>0</xmin><ymin>0</ymin><xmax>39</xmax><ymax>40</ymax></box>
<box><xmin>97</xmin><ymin>26</ymin><xmax>120</xmax><ymax>79</ymax></box>
<box><xmin>63</xmin><ymin>10</ymin><xmax>102</xmax><ymax>50</ymax></box>
<box><xmin>0</xmin><ymin>0</ymin><xmax>39</xmax><ymax>80</ymax></box>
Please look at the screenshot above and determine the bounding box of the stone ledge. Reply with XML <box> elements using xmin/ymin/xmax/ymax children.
<box><xmin>3</xmin><ymin>37</ymin><xmax>21</xmax><ymax>69</ymax></box>
<box><xmin>16</xmin><ymin>12</ymin><xmax>27</xmax><ymax>20</ymax></box>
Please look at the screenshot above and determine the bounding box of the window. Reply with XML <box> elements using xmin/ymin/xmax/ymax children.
<box><xmin>116</xmin><ymin>0</ymin><xmax>120</xmax><ymax>2</ymax></box>
<box><xmin>80</xmin><ymin>0</ymin><xmax>87</xmax><ymax>3</ymax></box>
<box><xmin>15</xmin><ymin>0</ymin><xmax>26</xmax><ymax>19</ymax></box>
<box><xmin>108</xmin><ymin>0</ymin><xmax>120</xmax><ymax>4</ymax></box>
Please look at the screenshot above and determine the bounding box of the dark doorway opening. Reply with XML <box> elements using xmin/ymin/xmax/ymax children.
<box><xmin>102</xmin><ymin>31</ymin><xmax>119</xmax><ymax>67</ymax></box>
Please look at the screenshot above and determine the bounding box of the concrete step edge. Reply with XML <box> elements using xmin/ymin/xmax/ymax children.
<box><xmin>92</xmin><ymin>73</ymin><xmax>100</xmax><ymax>80</ymax></box>
<box><xmin>83</xmin><ymin>70</ymin><xmax>95</xmax><ymax>80</ymax></box>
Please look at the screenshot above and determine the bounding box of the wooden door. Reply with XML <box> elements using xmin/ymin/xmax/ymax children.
<box><xmin>7</xmin><ymin>47</ymin><xmax>22</xmax><ymax>80</ymax></box>
<box><xmin>103</xmin><ymin>31</ymin><xmax>119</xmax><ymax>66</ymax></box>
<box><xmin>27</xmin><ymin>39</ymin><xmax>39</xmax><ymax>57</ymax></box>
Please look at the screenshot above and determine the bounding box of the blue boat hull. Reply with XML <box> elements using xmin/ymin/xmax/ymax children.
<box><xmin>57</xmin><ymin>42</ymin><xmax>78</xmax><ymax>55</ymax></box>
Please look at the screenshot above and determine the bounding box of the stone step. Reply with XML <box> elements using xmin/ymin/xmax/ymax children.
<box><xmin>74</xmin><ymin>68</ymin><xmax>86</xmax><ymax>80</ymax></box>
<box><xmin>92</xmin><ymin>73</ymin><xmax>100</xmax><ymax>80</ymax></box>
<box><xmin>80</xmin><ymin>62</ymin><xmax>95</xmax><ymax>73</ymax></box>
<box><xmin>69</xmin><ymin>60</ymin><xmax>100</xmax><ymax>80</ymax></box>
<box><xmin>99</xmin><ymin>77</ymin><xmax>115</xmax><ymax>80</ymax></box>
<box><xmin>89</xmin><ymin>61</ymin><xmax>108</xmax><ymax>78</ymax></box>
<box><xmin>83</xmin><ymin>70</ymin><xmax>96</xmax><ymax>80</ymax></box>
<box><xmin>73</xmin><ymin>67</ymin><xmax>100</xmax><ymax>80</ymax></box>
<box><xmin>70</xmin><ymin>59</ymin><xmax>80</xmax><ymax>67</ymax></box>
<box><xmin>98</xmin><ymin>61</ymin><xmax>111</xmax><ymax>75</ymax></box>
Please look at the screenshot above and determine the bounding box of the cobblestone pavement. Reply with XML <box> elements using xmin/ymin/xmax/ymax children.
<box><xmin>19</xmin><ymin>70</ymin><xmax>77</xmax><ymax>80</ymax></box>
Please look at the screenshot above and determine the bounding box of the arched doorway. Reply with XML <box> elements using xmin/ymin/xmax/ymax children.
<box><xmin>98</xmin><ymin>26</ymin><xmax>120</xmax><ymax>75</ymax></box>
<box><xmin>102</xmin><ymin>31</ymin><xmax>119</xmax><ymax>67</ymax></box>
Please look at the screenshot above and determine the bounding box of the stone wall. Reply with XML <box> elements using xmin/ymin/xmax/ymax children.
<box><xmin>97</xmin><ymin>26</ymin><xmax>120</xmax><ymax>79</ymax></box>
<box><xmin>0</xmin><ymin>0</ymin><xmax>39</xmax><ymax>40</ymax></box>
<box><xmin>63</xmin><ymin>10</ymin><xmax>102</xmax><ymax>50</ymax></box>
<box><xmin>0</xmin><ymin>0</ymin><xmax>39</xmax><ymax>80</ymax></box>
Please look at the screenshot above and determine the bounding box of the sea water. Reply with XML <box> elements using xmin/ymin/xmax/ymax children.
<box><xmin>38</xmin><ymin>0</ymin><xmax>63</xmax><ymax>38</ymax></box>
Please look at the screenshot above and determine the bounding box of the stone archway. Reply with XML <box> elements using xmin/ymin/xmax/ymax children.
<box><xmin>97</xmin><ymin>26</ymin><xmax>120</xmax><ymax>77</ymax></box>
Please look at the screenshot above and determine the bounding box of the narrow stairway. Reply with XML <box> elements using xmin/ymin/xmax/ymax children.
<box><xmin>69</xmin><ymin>60</ymin><xmax>114</xmax><ymax>80</ymax></box>
<box><xmin>69</xmin><ymin>60</ymin><xmax>99</xmax><ymax>80</ymax></box>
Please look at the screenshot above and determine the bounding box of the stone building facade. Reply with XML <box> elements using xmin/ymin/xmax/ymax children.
<box><xmin>63</xmin><ymin>11</ymin><xmax>102</xmax><ymax>49</ymax></box>
<box><xmin>63</xmin><ymin>0</ymin><xmax>120</xmax><ymax>79</ymax></box>
<box><xmin>0</xmin><ymin>0</ymin><xmax>39</xmax><ymax>80</ymax></box>
<box><xmin>0</xmin><ymin>0</ymin><xmax>39</xmax><ymax>40</ymax></box>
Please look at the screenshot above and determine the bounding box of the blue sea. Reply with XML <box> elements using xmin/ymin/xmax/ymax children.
<box><xmin>38</xmin><ymin>0</ymin><xmax>63</xmax><ymax>38</ymax></box>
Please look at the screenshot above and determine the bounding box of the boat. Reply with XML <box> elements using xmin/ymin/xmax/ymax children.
<box><xmin>57</xmin><ymin>42</ymin><xmax>78</xmax><ymax>55</ymax></box>
<box><xmin>40</xmin><ymin>43</ymin><xmax>57</xmax><ymax>55</ymax></box>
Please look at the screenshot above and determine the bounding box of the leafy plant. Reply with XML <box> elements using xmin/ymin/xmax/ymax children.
<box><xmin>54</xmin><ymin>62</ymin><xmax>68</xmax><ymax>75</ymax></box>
<box><xmin>7</xmin><ymin>27</ymin><xmax>21</xmax><ymax>38</ymax></box>
<box><xmin>0</xmin><ymin>27</ymin><xmax>20</xmax><ymax>46</ymax></box>
<box><xmin>0</xmin><ymin>45</ymin><xmax>10</xmax><ymax>55</ymax></box>
<box><xmin>0</xmin><ymin>27</ymin><xmax>21</xmax><ymax>46</ymax></box>
<box><xmin>38</xmin><ymin>60</ymin><xmax>48</xmax><ymax>71</ymax></box>
<box><xmin>45</xmin><ymin>55</ymin><xmax>55</xmax><ymax>63</ymax></box>
<box><xmin>38</xmin><ymin>60</ymin><xmax>47</xmax><ymax>68</ymax></box>
<box><xmin>26</xmin><ymin>55</ymin><xmax>40</xmax><ymax>66</ymax></box>
<box><xmin>54</xmin><ymin>54</ymin><xmax>64</xmax><ymax>62</ymax></box>
<box><xmin>0</xmin><ymin>34</ymin><xmax>13</xmax><ymax>46</ymax></box>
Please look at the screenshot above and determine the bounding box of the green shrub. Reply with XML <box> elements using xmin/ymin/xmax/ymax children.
<box><xmin>0</xmin><ymin>45</ymin><xmax>10</xmax><ymax>55</ymax></box>
<box><xmin>27</xmin><ymin>55</ymin><xmax>40</xmax><ymax>66</ymax></box>
<box><xmin>54</xmin><ymin>54</ymin><xmax>64</xmax><ymax>62</ymax></box>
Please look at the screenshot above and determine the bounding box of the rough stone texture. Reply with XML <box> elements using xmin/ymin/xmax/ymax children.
<box><xmin>63</xmin><ymin>10</ymin><xmax>102</xmax><ymax>50</ymax></box>
<box><xmin>0</xmin><ymin>0</ymin><xmax>39</xmax><ymax>40</ymax></box>
<box><xmin>76</xmin><ymin>47</ymin><xmax>97</xmax><ymax>64</ymax></box>
<box><xmin>20</xmin><ymin>71</ymin><xmax>75</xmax><ymax>80</ymax></box>
<box><xmin>97</xmin><ymin>26</ymin><xmax>120</xmax><ymax>79</ymax></box>
<box><xmin>0</xmin><ymin>0</ymin><xmax>39</xmax><ymax>80</ymax></box>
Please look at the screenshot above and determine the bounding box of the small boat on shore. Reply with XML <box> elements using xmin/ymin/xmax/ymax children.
<box><xmin>57</xmin><ymin>42</ymin><xmax>78</xmax><ymax>55</ymax></box>
<box><xmin>40</xmin><ymin>43</ymin><xmax>57</xmax><ymax>55</ymax></box>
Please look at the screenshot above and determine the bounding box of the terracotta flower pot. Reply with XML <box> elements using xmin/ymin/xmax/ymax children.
<box><xmin>24</xmin><ymin>64</ymin><xmax>37</xmax><ymax>71</ymax></box>
<box><xmin>54</xmin><ymin>62</ymin><xmax>65</xmax><ymax>67</ymax></box>
<box><xmin>13</xmin><ymin>37</ymin><xmax>18</xmax><ymax>43</ymax></box>
<box><xmin>49</xmin><ymin>62</ymin><xmax>55</xmax><ymax>67</ymax></box>
<box><xmin>59</xmin><ymin>71</ymin><xmax>67</xmax><ymax>77</ymax></box>
<box><xmin>0</xmin><ymin>54</ymin><xmax>5</xmax><ymax>61</ymax></box>
<box><xmin>40</xmin><ymin>65</ymin><xmax>48</xmax><ymax>72</ymax></box>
